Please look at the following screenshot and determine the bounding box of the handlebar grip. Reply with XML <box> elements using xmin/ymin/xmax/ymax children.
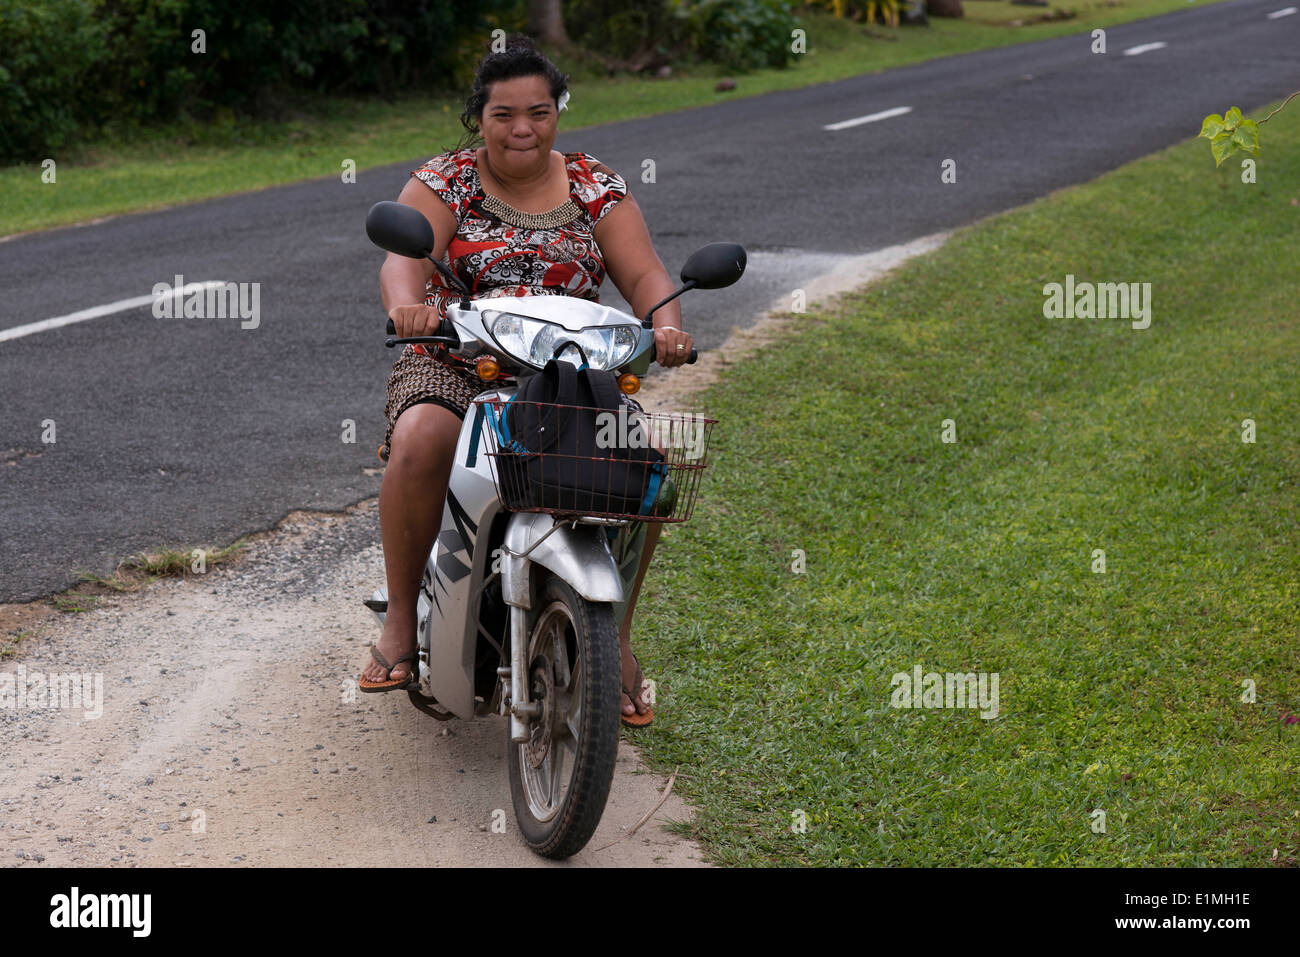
<box><xmin>653</xmin><ymin>344</ymin><xmax>698</xmax><ymax>364</ymax></box>
<box><xmin>387</xmin><ymin>316</ymin><xmax>455</xmax><ymax>337</ymax></box>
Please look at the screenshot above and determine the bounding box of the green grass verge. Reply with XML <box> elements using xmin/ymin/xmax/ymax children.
<box><xmin>633</xmin><ymin>97</ymin><xmax>1300</xmax><ymax>866</ymax></box>
<box><xmin>3</xmin><ymin>0</ymin><xmax>1228</xmax><ymax>237</ymax></box>
<box><xmin>41</xmin><ymin>539</ymin><xmax>253</xmax><ymax>614</ymax></box>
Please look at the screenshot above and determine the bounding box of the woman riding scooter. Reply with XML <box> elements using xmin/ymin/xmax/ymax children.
<box><xmin>358</xmin><ymin>34</ymin><xmax>693</xmax><ymax>729</ymax></box>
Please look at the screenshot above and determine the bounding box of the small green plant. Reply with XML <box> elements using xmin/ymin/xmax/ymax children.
<box><xmin>77</xmin><ymin>571</ymin><xmax>131</xmax><ymax>592</ymax></box>
<box><xmin>1</xmin><ymin>629</ymin><xmax>35</xmax><ymax>659</ymax></box>
<box><xmin>58</xmin><ymin>539</ymin><xmax>251</xmax><ymax>611</ymax></box>
<box><xmin>51</xmin><ymin>593</ymin><xmax>101</xmax><ymax>613</ymax></box>
<box><xmin>41</xmin><ymin>538</ymin><xmax>251</xmax><ymax>618</ymax></box>
<box><xmin>119</xmin><ymin>538</ymin><xmax>249</xmax><ymax>578</ymax></box>
<box><xmin>1200</xmin><ymin>92</ymin><xmax>1298</xmax><ymax>166</ymax></box>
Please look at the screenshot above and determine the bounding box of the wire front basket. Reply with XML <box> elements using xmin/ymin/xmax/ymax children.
<box><xmin>473</xmin><ymin>396</ymin><xmax>716</xmax><ymax>523</ymax></box>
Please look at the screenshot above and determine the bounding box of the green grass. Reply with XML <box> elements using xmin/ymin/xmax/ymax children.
<box><xmin>2</xmin><ymin>0</ymin><xmax>1228</xmax><ymax>237</ymax></box>
<box><xmin>631</xmin><ymin>97</ymin><xmax>1300</xmax><ymax>866</ymax></box>
<box><xmin>116</xmin><ymin>537</ymin><xmax>249</xmax><ymax>578</ymax></box>
<box><xmin>38</xmin><ymin>539</ymin><xmax>253</xmax><ymax>615</ymax></box>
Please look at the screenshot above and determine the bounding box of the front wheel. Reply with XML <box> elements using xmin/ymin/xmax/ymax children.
<box><xmin>507</xmin><ymin>574</ymin><xmax>621</xmax><ymax>859</ymax></box>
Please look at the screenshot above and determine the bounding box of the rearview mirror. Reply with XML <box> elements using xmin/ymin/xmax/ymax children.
<box><xmin>680</xmin><ymin>242</ymin><xmax>746</xmax><ymax>290</ymax></box>
<box><xmin>366</xmin><ymin>201</ymin><xmax>435</xmax><ymax>259</ymax></box>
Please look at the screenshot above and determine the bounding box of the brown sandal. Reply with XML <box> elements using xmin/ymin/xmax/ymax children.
<box><xmin>621</xmin><ymin>652</ymin><xmax>654</xmax><ymax>728</ymax></box>
<box><xmin>358</xmin><ymin>642</ymin><xmax>418</xmax><ymax>693</ymax></box>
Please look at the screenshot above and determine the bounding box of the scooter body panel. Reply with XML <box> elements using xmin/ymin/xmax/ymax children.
<box><xmin>420</xmin><ymin>387</ymin><xmax>509</xmax><ymax>719</ymax></box>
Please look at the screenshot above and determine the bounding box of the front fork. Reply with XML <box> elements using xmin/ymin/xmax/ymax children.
<box><xmin>497</xmin><ymin>518</ymin><xmax>648</xmax><ymax>743</ymax></box>
<box><xmin>507</xmin><ymin>606</ymin><xmax>538</xmax><ymax>742</ymax></box>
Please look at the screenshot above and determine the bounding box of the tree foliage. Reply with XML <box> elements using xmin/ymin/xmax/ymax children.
<box><xmin>0</xmin><ymin>0</ymin><xmax>513</xmax><ymax>162</ymax></box>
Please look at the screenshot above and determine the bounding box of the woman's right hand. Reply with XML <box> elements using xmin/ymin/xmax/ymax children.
<box><xmin>388</xmin><ymin>303</ymin><xmax>442</xmax><ymax>339</ymax></box>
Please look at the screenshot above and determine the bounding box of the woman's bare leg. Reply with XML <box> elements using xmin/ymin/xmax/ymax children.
<box><xmin>619</xmin><ymin>522</ymin><xmax>662</xmax><ymax>717</ymax></box>
<box><xmin>362</xmin><ymin>403</ymin><xmax>461</xmax><ymax>684</ymax></box>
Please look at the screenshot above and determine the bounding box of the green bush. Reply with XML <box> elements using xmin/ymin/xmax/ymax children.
<box><xmin>0</xmin><ymin>0</ymin><xmax>512</xmax><ymax>163</ymax></box>
<box><xmin>565</xmin><ymin>0</ymin><xmax>686</xmax><ymax>62</ymax></box>
<box><xmin>89</xmin><ymin>0</ymin><xmax>503</xmax><ymax>118</ymax></box>
<box><xmin>564</xmin><ymin>0</ymin><xmax>800</xmax><ymax>72</ymax></box>
<box><xmin>0</xmin><ymin>0</ymin><xmax>801</xmax><ymax>164</ymax></box>
<box><xmin>0</xmin><ymin>0</ymin><xmax>108</xmax><ymax>160</ymax></box>
<box><xmin>672</xmin><ymin>0</ymin><xmax>801</xmax><ymax>71</ymax></box>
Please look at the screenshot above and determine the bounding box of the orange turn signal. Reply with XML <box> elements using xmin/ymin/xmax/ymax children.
<box><xmin>476</xmin><ymin>356</ymin><xmax>501</xmax><ymax>381</ymax></box>
<box><xmin>617</xmin><ymin>373</ymin><xmax>640</xmax><ymax>395</ymax></box>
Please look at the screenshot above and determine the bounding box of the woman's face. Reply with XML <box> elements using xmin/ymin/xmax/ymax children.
<box><xmin>478</xmin><ymin>74</ymin><xmax>558</xmax><ymax>179</ymax></box>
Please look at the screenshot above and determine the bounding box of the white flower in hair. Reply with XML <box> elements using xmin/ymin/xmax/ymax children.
<box><xmin>557</xmin><ymin>91</ymin><xmax>570</xmax><ymax>112</ymax></box>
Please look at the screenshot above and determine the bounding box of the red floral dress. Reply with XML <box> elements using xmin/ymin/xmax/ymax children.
<box><xmin>381</xmin><ymin>149</ymin><xmax>629</xmax><ymax>457</ymax></box>
<box><xmin>413</xmin><ymin>148</ymin><xmax>628</xmax><ymax>321</ymax></box>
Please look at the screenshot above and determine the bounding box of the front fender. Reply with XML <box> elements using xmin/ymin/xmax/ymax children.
<box><xmin>501</xmin><ymin>512</ymin><xmax>625</xmax><ymax>608</ymax></box>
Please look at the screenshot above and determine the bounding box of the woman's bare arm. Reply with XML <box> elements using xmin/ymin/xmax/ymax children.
<box><xmin>596</xmin><ymin>194</ymin><xmax>694</xmax><ymax>368</ymax></box>
<box><xmin>381</xmin><ymin>177</ymin><xmax>460</xmax><ymax>336</ymax></box>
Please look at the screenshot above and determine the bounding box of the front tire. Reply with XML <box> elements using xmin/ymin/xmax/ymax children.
<box><xmin>506</xmin><ymin>575</ymin><xmax>621</xmax><ymax>859</ymax></box>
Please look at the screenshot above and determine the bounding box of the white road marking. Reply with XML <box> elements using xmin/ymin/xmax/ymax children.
<box><xmin>824</xmin><ymin>106</ymin><xmax>912</xmax><ymax>131</ymax></box>
<box><xmin>1122</xmin><ymin>41</ymin><xmax>1168</xmax><ymax>56</ymax></box>
<box><xmin>1266</xmin><ymin>6</ymin><xmax>1296</xmax><ymax>18</ymax></box>
<box><xmin>0</xmin><ymin>281</ymin><xmax>229</xmax><ymax>344</ymax></box>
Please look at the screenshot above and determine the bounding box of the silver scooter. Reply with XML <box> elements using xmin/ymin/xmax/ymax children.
<box><xmin>362</xmin><ymin>201</ymin><xmax>745</xmax><ymax>858</ymax></box>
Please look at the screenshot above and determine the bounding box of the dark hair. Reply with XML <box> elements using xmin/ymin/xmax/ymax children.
<box><xmin>452</xmin><ymin>34</ymin><xmax>569</xmax><ymax>152</ymax></box>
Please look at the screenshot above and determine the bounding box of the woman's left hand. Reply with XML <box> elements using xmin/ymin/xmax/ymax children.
<box><xmin>653</xmin><ymin>324</ymin><xmax>694</xmax><ymax>368</ymax></box>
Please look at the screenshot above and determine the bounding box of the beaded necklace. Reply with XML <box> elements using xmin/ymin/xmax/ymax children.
<box><xmin>478</xmin><ymin>150</ymin><xmax>583</xmax><ymax>230</ymax></box>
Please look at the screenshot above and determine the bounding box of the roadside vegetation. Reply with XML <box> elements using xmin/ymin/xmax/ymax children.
<box><xmin>48</xmin><ymin>540</ymin><xmax>246</xmax><ymax>613</ymax></box>
<box><xmin>635</xmin><ymin>95</ymin><xmax>1300</xmax><ymax>865</ymax></box>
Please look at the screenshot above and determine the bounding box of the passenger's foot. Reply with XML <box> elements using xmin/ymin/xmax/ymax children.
<box><xmin>359</xmin><ymin>613</ymin><xmax>418</xmax><ymax>692</ymax></box>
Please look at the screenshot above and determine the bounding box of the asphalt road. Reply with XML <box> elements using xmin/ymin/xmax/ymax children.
<box><xmin>1</xmin><ymin>0</ymin><xmax>1296</xmax><ymax>601</ymax></box>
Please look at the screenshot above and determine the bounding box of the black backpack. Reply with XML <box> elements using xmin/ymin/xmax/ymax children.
<box><xmin>485</xmin><ymin>358</ymin><xmax>666</xmax><ymax>516</ymax></box>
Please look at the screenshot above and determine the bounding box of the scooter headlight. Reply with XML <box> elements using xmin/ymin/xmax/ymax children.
<box><xmin>484</xmin><ymin>311</ymin><xmax>639</xmax><ymax>370</ymax></box>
